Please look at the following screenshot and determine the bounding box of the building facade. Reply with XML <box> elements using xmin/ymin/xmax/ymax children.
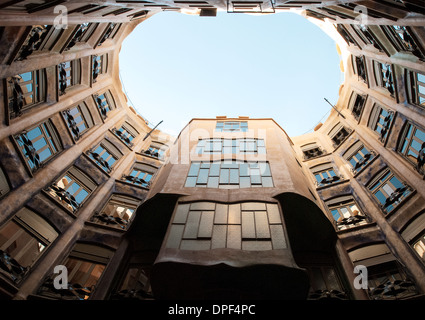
<box><xmin>0</xmin><ymin>0</ymin><xmax>424</xmax><ymax>300</ymax></box>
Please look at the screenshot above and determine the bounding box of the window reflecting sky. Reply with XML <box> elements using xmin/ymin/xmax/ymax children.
<box><xmin>119</xmin><ymin>11</ymin><xmax>342</xmax><ymax>137</ymax></box>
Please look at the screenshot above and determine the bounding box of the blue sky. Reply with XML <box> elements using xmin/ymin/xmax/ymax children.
<box><xmin>119</xmin><ymin>11</ymin><xmax>343</xmax><ymax>137</ymax></box>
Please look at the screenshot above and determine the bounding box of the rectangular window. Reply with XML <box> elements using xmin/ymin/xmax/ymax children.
<box><xmin>166</xmin><ymin>202</ymin><xmax>286</xmax><ymax>251</ymax></box>
<box><xmin>406</xmin><ymin>69</ymin><xmax>425</xmax><ymax>108</ymax></box>
<box><xmin>15</xmin><ymin>120</ymin><xmax>61</xmax><ymax>172</ymax></box>
<box><xmin>413</xmin><ymin>233</ymin><xmax>425</xmax><ymax>261</ymax></box>
<box><xmin>326</xmin><ymin>196</ymin><xmax>368</xmax><ymax>230</ymax></box>
<box><xmin>46</xmin><ymin>167</ymin><xmax>95</xmax><ymax>212</ymax></box>
<box><xmin>92</xmin><ymin>194</ymin><xmax>138</xmax><ymax>229</ymax></box>
<box><xmin>382</xmin><ymin>25</ymin><xmax>425</xmax><ymax>60</ymax></box>
<box><xmin>398</xmin><ymin>122</ymin><xmax>425</xmax><ymax>174</ymax></box>
<box><xmin>89</xmin><ymin>144</ymin><xmax>118</xmax><ymax>173</ymax></box>
<box><xmin>344</xmin><ymin>141</ymin><xmax>375</xmax><ymax>174</ymax></box>
<box><xmin>65</xmin><ymin>23</ymin><xmax>98</xmax><ymax>51</ymax></box>
<box><xmin>301</xmin><ymin>143</ymin><xmax>324</xmax><ymax>160</ymax></box>
<box><xmin>123</xmin><ymin>162</ymin><xmax>155</xmax><ymax>188</ymax></box>
<box><xmin>196</xmin><ymin>138</ymin><xmax>266</xmax><ymax>154</ymax></box>
<box><xmin>113</xmin><ymin>123</ymin><xmax>138</xmax><ymax>148</ymax></box>
<box><xmin>58</xmin><ymin>59</ymin><xmax>81</xmax><ymax>96</ymax></box>
<box><xmin>92</xmin><ymin>54</ymin><xmax>107</xmax><ymax>83</ymax></box>
<box><xmin>374</xmin><ymin>61</ymin><xmax>395</xmax><ymax>96</ymax></box>
<box><xmin>216</xmin><ymin>121</ymin><xmax>248</xmax><ymax>132</ymax></box>
<box><xmin>312</xmin><ymin>165</ymin><xmax>340</xmax><ymax>187</ymax></box>
<box><xmin>94</xmin><ymin>91</ymin><xmax>115</xmax><ymax>119</ymax></box>
<box><xmin>352</xmin><ymin>55</ymin><xmax>367</xmax><ymax>83</ymax></box>
<box><xmin>185</xmin><ymin>160</ymin><xmax>273</xmax><ymax>189</ymax></box>
<box><xmin>7</xmin><ymin>69</ymin><xmax>46</xmax><ymax>118</ymax></box>
<box><xmin>63</xmin><ymin>102</ymin><xmax>93</xmax><ymax>141</ymax></box>
<box><xmin>0</xmin><ymin>207</ymin><xmax>58</xmax><ymax>283</ymax></box>
<box><xmin>369</xmin><ymin>104</ymin><xmax>394</xmax><ymax>143</ymax></box>
<box><xmin>368</xmin><ymin>169</ymin><xmax>411</xmax><ymax>214</ymax></box>
<box><xmin>349</xmin><ymin>92</ymin><xmax>366</xmax><ymax>121</ymax></box>
<box><xmin>143</xmin><ymin>142</ymin><xmax>167</xmax><ymax>160</ymax></box>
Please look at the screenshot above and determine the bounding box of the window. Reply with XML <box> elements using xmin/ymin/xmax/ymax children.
<box><xmin>0</xmin><ymin>207</ymin><xmax>58</xmax><ymax>283</ymax></box>
<box><xmin>38</xmin><ymin>243</ymin><xmax>113</xmax><ymax>300</ymax></box>
<box><xmin>413</xmin><ymin>232</ymin><xmax>425</xmax><ymax>262</ymax></box>
<box><xmin>46</xmin><ymin>166</ymin><xmax>95</xmax><ymax>213</ymax></box>
<box><xmin>405</xmin><ymin>69</ymin><xmax>425</xmax><ymax>108</ymax></box>
<box><xmin>122</xmin><ymin>162</ymin><xmax>156</xmax><ymax>188</ymax></box>
<box><xmin>14</xmin><ymin>25</ymin><xmax>62</xmax><ymax>61</ymax></box>
<box><xmin>353</xmin><ymin>25</ymin><xmax>384</xmax><ymax>52</ymax></box>
<box><xmin>113</xmin><ymin>265</ymin><xmax>153</xmax><ymax>300</ymax></box>
<box><xmin>368</xmin><ymin>168</ymin><xmax>411</xmax><ymax>214</ymax></box>
<box><xmin>311</xmin><ymin>163</ymin><xmax>341</xmax><ymax>187</ymax></box>
<box><xmin>93</xmin><ymin>91</ymin><xmax>115</xmax><ymax>119</ymax></box>
<box><xmin>344</xmin><ymin>140</ymin><xmax>375</xmax><ymax>174</ymax></box>
<box><xmin>65</xmin><ymin>23</ymin><xmax>98</xmax><ymax>51</ymax></box>
<box><xmin>326</xmin><ymin>196</ymin><xmax>368</xmax><ymax>230</ymax></box>
<box><xmin>352</xmin><ymin>55</ymin><xmax>367</xmax><ymax>83</ymax></box>
<box><xmin>348</xmin><ymin>92</ymin><xmax>366</xmax><ymax>121</ymax></box>
<box><xmin>367</xmin><ymin>261</ymin><xmax>418</xmax><ymax>300</ymax></box>
<box><xmin>305</xmin><ymin>265</ymin><xmax>346</xmax><ymax>300</ymax></box>
<box><xmin>113</xmin><ymin>122</ymin><xmax>138</xmax><ymax>148</ymax></box>
<box><xmin>185</xmin><ymin>160</ymin><xmax>273</xmax><ymax>189</ymax></box>
<box><xmin>328</xmin><ymin>123</ymin><xmax>351</xmax><ymax>148</ymax></box>
<box><xmin>374</xmin><ymin>61</ymin><xmax>395</xmax><ymax>96</ymax></box>
<box><xmin>165</xmin><ymin>202</ymin><xmax>286</xmax><ymax>251</ymax></box>
<box><xmin>92</xmin><ymin>54</ymin><xmax>107</xmax><ymax>83</ymax></box>
<box><xmin>91</xmin><ymin>194</ymin><xmax>138</xmax><ymax>229</ymax></box>
<box><xmin>6</xmin><ymin>68</ymin><xmax>46</xmax><ymax>118</ymax></box>
<box><xmin>196</xmin><ymin>138</ymin><xmax>266</xmax><ymax>154</ymax></box>
<box><xmin>62</xmin><ymin>102</ymin><xmax>94</xmax><ymax>141</ymax></box>
<box><xmin>398</xmin><ymin>122</ymin><xmax>425</xmax><ymax>174</ymax></box>
<box><xmin>301</xmin><ymin>143</ymin><xmax>325</xmax><ymax>160</ymax></box>
<box><xmin>97</xmin><ymin>23</ymin><xmax>121</xmax><ymax>47</ymax></box>
<box><xmin>216</xmin><ymin>121</ymin><xmax>248</xmax><ymax>132</ymax></box>
<box><xmin>336</xmin><ymin>24</ymin><xmax>358</xmax><ymax>47</ymax></box>
<box><xmin>88</xmin><ymin>140</ymin><xmax>122</xmax><ymax>173</ymax></box>
<box><xmin>142</xmin><ymin>142</ymin><xmax>167</xmax><ymax>160</ymax></box>
<box><xmin>382</xmin><ymin>25</ymin><xmax>425</xmax><ymax>60</ymax></box>
<box><xmin>58</xmin><ymin>59</ymin><xmax>81</xmax><ymax>96</ymax></box>
<box><xmin>14</xmin><ymin>120</ymin><xmax>62</xmax><ymax>172</ymax></box>
<box><xmin>368</xmin><ymin>104</ymin><xmax>394</xmax><ymax>143</ymax></box>
<box><xmin>349</xmin><ymin>244</ymin><xmax>418</xmax><ymax>300</ymax></box>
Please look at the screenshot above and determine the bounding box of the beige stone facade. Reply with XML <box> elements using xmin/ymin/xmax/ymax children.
<box><xmin>0</xmin><ymin>1</ymin><xmax>424</xmax><ymax>300</ymax></box>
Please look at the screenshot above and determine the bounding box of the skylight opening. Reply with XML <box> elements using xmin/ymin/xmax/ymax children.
<box><xmin>119</xmin><ymin>11</ymin><xmax>343</xmax><ymax>137</ymax></box>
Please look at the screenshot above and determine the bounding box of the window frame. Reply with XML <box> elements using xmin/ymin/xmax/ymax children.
<box><xmin>373</xmin><ymin>61</ymin><xmax>396</xmax><ymax>96</ymax></box>
<box><xmin>367</xmin><ymin>168</ymin><xmax>412</xmax><ymax>214</ymax></box>
<box><xmin>311</xmin><ymin>163</ymin><xmax>342</xmax><ymax>187</ymax></box>
<box><xmin>91</xmin><ymin>194</ymin><xmax>139</xmax><ymax>230</ymax></box>
<box><xmin>0</xmin><ymin>207</ymin><xmax>58</xmax><ymax>283</ymax></box>
<box><xmin>397</xmin><ymin>121</ymin><xmax>425</xmax><ymax>175</ymax></box>
<box><xmin>6</xmin><ymin>68</ymin><xmax>47</xmax><ymax>119</ymax></box>
<box><xmin>62</xmin><ymin>102</ymin><xmax>94</xmax><ymax>141</ymax></box>
<box><xmin>325</xmin><ymin>195</ymin><xmax>368</xmax><ymax>231</ymax></box>
<box><xmin>14</xmin><ymin>119</ymin><xmax>62</xmax><ymax>173</ymax></box>
<box><xmin>185</xmin><ymin>160</ymin><xmax>273</xmax><ymax>189</ymax></box>
<box><xmin>368</xmin><ymin>104</ymin><xmax>395</xmax><ymax>144</ymax></box>
<box><xmin>405</xmin><ymin>69</ymin><xmax>425</xmax><ymax>108</ymax></box>
<box><xmin>45</xmin><ymin>166</ymin><xmax>95</xmax><ymax>213</ymax></box>
<box><xmin>57</xmin><ymin>59</ymin><xmax>81</xmax><ymax>96</ymax></box>
<box><xmin>215</xmin><ymin>121</ymin><xmax>248</xmax><ymax>132</ymax></box>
